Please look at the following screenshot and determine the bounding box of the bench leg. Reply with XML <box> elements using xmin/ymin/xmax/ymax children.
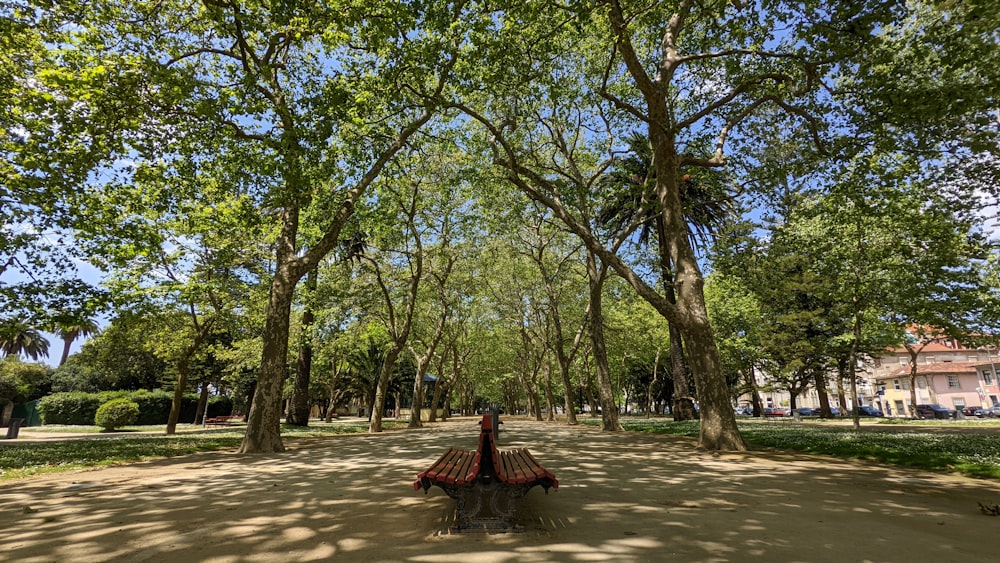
<box><xmin>442</xmin><ymin>481</ymin><xmax>528</xmax><ymax>532</ymax></box>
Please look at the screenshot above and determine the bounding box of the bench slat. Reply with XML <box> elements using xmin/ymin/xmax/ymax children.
<box><xmin>423</xmin><ymin>448</ymin><xmax>459</xmax><ymax>481</ymax></box>
<box><xmin>414</xmin><ymin>414</ymin><xmax>558</xmax><ymax>495</ymax></box>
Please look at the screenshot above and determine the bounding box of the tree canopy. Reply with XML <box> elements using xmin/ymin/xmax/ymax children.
<box><xmin>3</xmin><ymin>0</ymin><xmax>999</xmax><ymax>451</ymax></box>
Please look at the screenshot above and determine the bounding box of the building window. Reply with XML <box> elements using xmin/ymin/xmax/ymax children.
<box><xmin>895</xmin><ymin>400</ymin><xmax>906</xmax><ymax>415</ymax></box>
<box><xmin>917</xmin><ymin>377</ymin><xmax>927</xmax><ymax>389</ymax></box>
<box><xmin>947</xmin><ymin>375</ymin><xmax>960</xmax><ymax>389</ymax></box>
<box><xmin>899</xmin><ymin>358</ymin><xmax>907</xmax><ymax>366</ymax></box>
<box><xmin>953</xmin><ymin>398</ymin><xmax>966</xmax><ymax>410</ymax></box>
<box><xmin>984</xmin><ymin>370</ymin><xmax>995</xmax><ymax>385</ymax></box>
<box><xmin>902</xmin><ymin>379</ymin><xmax>911</xmax><ymax>390</ymax></box>
<box><xmin>926</xmin><ymin>356</ymin><xmax>936</xmax><ymax>364</ymax></box>
<box><xmin>874</xmin><ymin>358</ymin><xmax>882</xmax><ymax>368</ymax></box>
<box><xmin>893</xmin><ymin>379</ymin><xmax>901</xmax><ymax>390</ymax></box>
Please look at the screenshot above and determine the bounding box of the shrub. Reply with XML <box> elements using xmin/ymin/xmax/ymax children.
<box><xmin>39</xmin><ymin>390</ymin><xmax>233</xmax><ymax>425</ymax></box>
<box><xmin>94</xmin><ymin>398</ymin><xmax>139</xmax><ymax>431</ymax></box>
<box><xmin>38</xmin><ymin>392</ymin><xmax>105</xmax><ymax>425</ymax></box>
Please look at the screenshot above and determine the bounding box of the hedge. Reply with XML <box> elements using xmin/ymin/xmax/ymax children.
<box><xmin>38</xmin><ymin>391</ymin><xmax>233</xmax><ymax>425</ymax></box>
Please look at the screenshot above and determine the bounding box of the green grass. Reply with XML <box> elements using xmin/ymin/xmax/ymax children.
<box><xmin>583</xmin><ymin>418</ymin><xmax>1000</xmax><ymax>479</ymax></box>
<box><xmin>0</xmin><ymin>421</ymin><xmax>405</xmax><ymax>481</ymax></box>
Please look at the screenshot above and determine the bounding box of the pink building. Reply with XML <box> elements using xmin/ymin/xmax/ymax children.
<box><xmin>870</xmin><ymin>337</ymin><xmax>1000</xmax><ymax>415</ymax></box>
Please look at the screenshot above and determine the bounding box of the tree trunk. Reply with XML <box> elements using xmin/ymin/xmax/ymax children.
<box><xmin>680</xmin><ymin>320</ymin><xmax>744</xmax><ymax>449</ymax></box>
<box><xmin>655</xmin><ymin>213</ymin><xmax>695</xmax><ymax>422</ymax></box>
<box><xmin>287</xmin><ymin>269</ymin><xmax>317</xmax><ymax>426</ymax></box>
<box><xmin>650</xmin><ymin>129</ymin><xmax>744</xmax><ymax>449</ymax></box>
<box><xmin>647</xmin><ymin>347</ymin><xmax>661</xmax><ymax>418</ymax></box>
<box><xmin>370</xmin><ymin>347</ymin><xmax>403</xmax><ymax>432</ymax></box>
<box><xmin>194</xmin><ymin>381</ymin><xmax>209</xmax><ymax>424</ymax></box>
<box><xmin>429</xmin><ymin>380</ymin><xmax>445</xmax><ymax>422</ymax></box>
<box><xmin>166</xmin><ymin>355</ymin><xmax>191</xmax><ymax>435</ymax></box>
<box><xmin>586</xmin><ymin>252</ymin><xmax>623</xmax><ymax>431</ymax></box>
<box><xmin>59</xmin><ymin>335</ymin><xmax>73</xmax><ymax>366</ymax></box>
<box><xmin>239</xmin><ymin>254</ymin><xmax>298</xmax><ymax>453</ymax></box>
<box><xmin>908</xmin><ymin>348</ymin><xmax>920</xmax><ymax>418</ymax></box>
<box><xmin>543</xmin><ymin>361</ymin><xmax>556</xmax><ymax>421</ymax></box>
<box><xmin>813</xmin><ymin>370</ymin><xmax>831</xmax><ymax>416</ymax></box>
<box><xmin>557</xmin><ymin>360</ymin><xmax>578</xmax><ymax>424</ymax></box>
<box><xmin>410</xmin><ymin>374</ymin><xmax>424</xmax><ymax>428</ymax></box>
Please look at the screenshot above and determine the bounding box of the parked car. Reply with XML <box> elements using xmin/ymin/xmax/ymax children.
<box><xmin>763</xmin><ymin>407</ymin><xmax>788</xmax><ymax>417</ymax></box>
<box><xmin>795</xmin><ymin>407</ymin><xmax>818</xmax><ymax>416</ymax></box>
<box><xmin>855</xmin><ymin>405</ymin><xmax>883</xmax><ymax>417</ymax></box>
<box><xmin>962</xmin><ymin>406</ymin><xmax>981</xmax><ymax>417</ymax></box>
<box><xmin>915</xmin><ymin>404</ymin><xmax>957</xmax><ymax>420</ymax></box>
<box><xmin>977</xmin><ymin>405</ymin><xmax>1000</xmax><ymax>418</ymax></box>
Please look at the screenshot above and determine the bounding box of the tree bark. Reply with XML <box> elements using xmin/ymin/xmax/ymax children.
<box><xmin>240</xmin><ymin>245</ymin><xmax>298</xmax><ymax>453</ymax></box>
<box><xmin>585</xmin><ymin>252</ymin><xmax>623</xmax><ymax>431</ymax></box>
<box><xmin>370</xmin><ymin>347</ymin><xmax>403</xmax><ymax>432</ymax></box>
<box><xmin>194</xmin><ymin>381</ymin><xmax>209</xmax><ymax>424</ymax></box>
<box><xmin>543</xmin><ymin>361</ymin><xmax>556</xmax><ymax>421</ymax></box>
<box><xmin>287</xmin><ymin>269</ymin><xmax>317</xmax><ymax>426</ymax></box>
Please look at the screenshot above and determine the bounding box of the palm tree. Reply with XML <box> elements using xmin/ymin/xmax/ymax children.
<box><xmin>598</xmin><ymin>132</ymin><xmax>736</xmax><ymax>420</ymax></box>
<box><xmin>0</xmin><ymin>319</ymin><xmax>50</xmax><ymax>361</ymax></box>
<box><xmin>54</xmin><ymin>318</ymin><xmax>101</xmax><ymax>366</ymax></box>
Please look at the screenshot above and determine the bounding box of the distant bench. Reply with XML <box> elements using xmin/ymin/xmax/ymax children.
<box><xmin>203</xmin><ymin>415</ymin><xmax>241</xmax><ymax>426</ymax></box>
<box><xmin>413</xmin><ymin>414</ymin><xmax>558</xmax><ymax>531</ymax></box>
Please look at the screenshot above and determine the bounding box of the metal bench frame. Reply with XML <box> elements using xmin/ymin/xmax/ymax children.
<box><xmin>413</xmin><ymin>414</ymin><xmax>558</xmax><ymax>531</ymax></box>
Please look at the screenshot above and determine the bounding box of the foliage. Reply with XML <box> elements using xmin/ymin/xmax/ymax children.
<box><xmin>37</xmin><ymin>390</ymin><xmax>229</xmax><ymax>425</ymax></box>
<box><xmin>0</xmin><ymin>356</ymin><xmax>50</xmax><ymax>402</ymax></box>
<box><xmin>93</xmin><ymin>398</ymin><xmax>139</xmax><ymax>431</ymax></box>
<box><xmin>38</xmin><ymin>392</ymin><xmax>106</xmax><ymax>425</ymax></box>
<box><xmin>0</xmin><ymin>319</ymin><xmax>49</xmax><ymax>361</ymax></box>
<box><xmin>66</xmin><ymin>314</ymin><xmax>167</xmax><ymax>391</ymax></box>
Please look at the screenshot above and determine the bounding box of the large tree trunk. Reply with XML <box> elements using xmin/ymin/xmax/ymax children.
<box><xmin>585</xmin><ymin>252</ymin><xmax>623</xmax><ymax>431</ymax></box>
<box><xmin>240</xmin><ymin>253</ymin><xmax>298</xmax><ymax>453</ymax></box>
<box><xmin>370</xmin><ymin>347</ymin><xmax>403</xmax><ymax>432</ymax></box>
<box><xmin>655</xmin><ymin>214</ymin><xmax>695</xmax><ymax>421</ymax></box>
<box><xmin>287</xmin><ymin>269</ymin><xmax>317</xmax><ymax>426</ymax></box>
<box><xmin>649</xmin><ymin>119</ymin><xmax>745</xmax><ymax>449</ymax></box>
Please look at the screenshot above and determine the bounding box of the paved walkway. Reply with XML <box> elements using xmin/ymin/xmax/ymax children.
<box><xmin>2</xmin><ymin>418</ymin><xmax>1000</xmax><ymax>562</ymax></box>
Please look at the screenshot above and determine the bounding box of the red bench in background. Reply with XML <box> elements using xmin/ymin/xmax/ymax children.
<box><xmin>203</xmin><ymin>415</ymin><xmax>241</xmax><ymax>426</ymax></box>
<box><xmin>414</xmin><ymin>414</ymin><xmax>558</xmax><ymax>531</ymax></box>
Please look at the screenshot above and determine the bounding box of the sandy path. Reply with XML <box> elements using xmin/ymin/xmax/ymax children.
<box><xmin>2</xmin><ymin>417</ymin><xmax>999</xmax><ymax>562</ymax></box>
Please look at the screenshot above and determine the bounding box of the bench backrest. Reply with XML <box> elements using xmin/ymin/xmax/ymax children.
<box><xmin>478</xmin><ymin>414</ymin><xmax>500</xmax><ymax>477</ymax></box>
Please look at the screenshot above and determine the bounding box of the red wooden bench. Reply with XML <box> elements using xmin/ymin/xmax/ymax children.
<box><xmin>203</xmin><ymin>415</ymin><xmax>241</xmax><ymax>426</ymax></box>
<box><xmin>413</xmin><ymin>414</ymin><xmax>558</xmax><ymax>531</ymax></box>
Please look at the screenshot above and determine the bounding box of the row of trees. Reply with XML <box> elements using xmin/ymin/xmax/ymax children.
<box><xmin>4</xmin><ymin>1</ymin><xmax>999</xmax><ymax>451</ymax></box>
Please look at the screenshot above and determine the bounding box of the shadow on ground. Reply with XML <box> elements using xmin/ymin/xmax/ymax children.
<box><xmin>2</xmin><ymin>417</ymin><xmax>999</xmax><ymax>562</ymax></box>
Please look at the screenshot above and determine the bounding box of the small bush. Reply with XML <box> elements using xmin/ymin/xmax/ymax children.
<box><xmin>38</xmin><ymin>392</ymin><xmax>105</xmax><ymax>425</ymax></box>
<box><xmin>94</xmin><ymin>398</ymin><xmax>139</xmax><ymax>431</ymax></box>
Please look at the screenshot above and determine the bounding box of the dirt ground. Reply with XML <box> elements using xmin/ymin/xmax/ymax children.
<box><xmin>2</xmin><ymin>417</ymin><xmax>1000</xmax><ymax>563</ymax></box>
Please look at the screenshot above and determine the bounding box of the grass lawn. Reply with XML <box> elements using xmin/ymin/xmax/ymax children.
<box><xmin>586</xmin><ymin>417</ymin><xmax>1000</xmax><ymax>479</ymax></box>
<box><xmin>0</xmin><ymin>420</ymin><xmax>404</xmax><ymax>481</ymax></box>
<box><xmin>6</xmin><ymin>417</ymin><xmax>999</xmax><ymax>482</ymax></box>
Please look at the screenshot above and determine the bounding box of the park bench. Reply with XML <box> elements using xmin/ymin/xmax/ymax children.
<box><xmin>203</xmin><ymin>415</ymin><xmax>240</xmax><ymax>426</ymax></box>
<box><xmin>413</xmin><ymin>414</ymin><xmax>558</xmax><ymax>531</ymax></box>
